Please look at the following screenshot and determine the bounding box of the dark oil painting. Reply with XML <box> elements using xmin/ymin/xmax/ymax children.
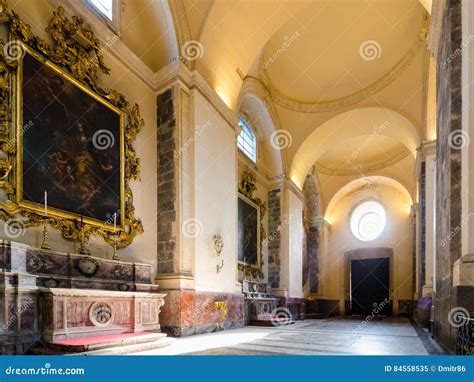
<box><xmin>238</xmin><ymin>196</ymin><xmax>259</xmax><ymax>265</ymax></box>
<box><xmin>21</xmin><ymin>50</ymin><xmax>122</xmax><ymax>223</ymax></box>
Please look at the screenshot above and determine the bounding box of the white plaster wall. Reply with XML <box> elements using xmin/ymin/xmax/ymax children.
<box><xmin>0</xmin><ymin>0</ymin><xmax>157</xmax><ymax>270</ymax></box>
<box><xmin>288</xmin><ymin>189</ymin><xmax>304</xmax><ymax>298</ymax></box>
<box><xmin>278</xmin><ymin>188</ymin><xmax>304</xmax><ymax>298</ymax></box>
<box><xmin>193</xmin><ymin>91</ymin><xmax>237</xmax><ymax>293</ymax></box>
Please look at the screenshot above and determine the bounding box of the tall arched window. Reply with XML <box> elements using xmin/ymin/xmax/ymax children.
<box><xmin>86</xmin><ymin>0</ymin><xmax>121</xmax><ymax>33</ymax></box>
<box><xmin>237</xmin><ymin>119</ymin><xmax>257</xmax><ymax>163</ymax></box>
<box><xmin>88</xmin><ymin>0</ymin><xmax>114</xmax><ymax>20</ymax></box>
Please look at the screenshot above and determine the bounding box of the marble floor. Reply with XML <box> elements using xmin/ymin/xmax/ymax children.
<box><xmin>135</xmin><ymin>317</ymin><xmax>441</xmax><ymax>355</ymax></box>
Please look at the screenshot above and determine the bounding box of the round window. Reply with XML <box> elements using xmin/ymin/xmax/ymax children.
<box><xmin>350</xmin><ymin>201</ymin><xmax>386</xmax><ymax>241</ymax></box>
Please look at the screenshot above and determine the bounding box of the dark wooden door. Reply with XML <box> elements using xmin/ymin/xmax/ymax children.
<box><xmin>351</xmin><ymin>257</ymin><xmax>390</xmax><ymax>315</ymax></box>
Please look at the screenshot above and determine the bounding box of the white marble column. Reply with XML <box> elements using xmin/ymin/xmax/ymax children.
<box><xmin>411</xmin><ymin>203</ymin><xmax>419</xmax><ymax>301</ymax></box>
<box><xmin>423</xmin><ymin>147</ymin><xmax>436</xmax><ymax>296</ymax></box>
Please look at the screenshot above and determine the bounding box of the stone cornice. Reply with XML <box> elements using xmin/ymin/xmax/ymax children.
<box><xmin>258</xmin><ymin>36</ymin><xmax>424</xmax><ymax>113</ymax></box>
<box><xmin>428</xmin><ymin>0</ymin><xmax>447</xmax><ymax>59</ymax></box>
<box><xmin>415</xmin><ymin>139</ymin><xmax>437</xmax><ymax>177</ymax></box>
<box><xmin>268</xmin><ymin>177</ymin><xmax>304</xmax><ymax>201</ymax></box>
<box><xmin>421</xmin><ymin>139</ymin><xmax>437</xmax><ymax>156</ymax></box>
<box><xmin>155</xmin><ymin>61</ymin><xmax>238</xmax><ymax>131</ymax></box>
<box><xmin>314</xmin><ymin>148</ymin><xmax>411</xmax><ymax>176</ymax></box>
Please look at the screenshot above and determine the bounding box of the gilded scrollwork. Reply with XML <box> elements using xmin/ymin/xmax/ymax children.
<box><xmin>0</xmin><ymin>2</ymin><xmax>143</xmax><ymax>249</ymax></box>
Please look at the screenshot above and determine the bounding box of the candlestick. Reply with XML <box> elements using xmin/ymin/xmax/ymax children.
<box><xmin>41</xmin><ymin>191</ymin><xmax>50</xmax><ymax>250</ymax></box>
<box><xmin>112</xmin><ymin>236</ymin><xmax>119</xmax><ymax>261</ymax></box>
<box><xmin>41</xmin><ymin>219</ymin><xmax>50</xmax><ymax>250</ymax></box>
<box><xmin>112</xmin><ymin>212</ymin><xmax>119</xmax><ymax>261</ymax></box>
<box><xmin>78</xmin><ymin>215</ymin><xmax>89</xmax><ymax>255</ymax></box>
<box><xmin>44</xmin><ymin>191</ymin><xmax>48</xmax><ymax>217</ymax></box>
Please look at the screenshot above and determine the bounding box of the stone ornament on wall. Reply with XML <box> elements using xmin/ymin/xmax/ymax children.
<box><xmin>213</xmin><ymin>234</ymin><xmax>224</xmax><ymax>273</ymax></box>
<box><xmin>89</xmin><ymin>301</ymin><xmax>114</xmax><ymax>327</ymax></box>
<box><xmin>76</xmin><ymin>257</ymin><xmax>100</xmax><ymax>278</ymax></box>
<box><xmin>0</xmin><ymin>1</ymin><xmax>144</xmax><ymax>248</ymax></box>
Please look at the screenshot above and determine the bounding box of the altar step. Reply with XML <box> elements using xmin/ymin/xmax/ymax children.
<box><xmin>249</xmin><ymin>317</ymin><xmax>295</xmax><ymax>327</ymax></box>
<box><xmin>30</xmin><ymin>332</ymin><xmax>174</xmax><ymax>355</ymax></box>
<box><xmin>304</xmin><ymin>312</ymin><xmax>328</xmax><ymax>319</ymax></box>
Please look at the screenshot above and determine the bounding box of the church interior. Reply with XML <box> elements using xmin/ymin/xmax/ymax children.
<box><xmin>0</xmin><ymin>0</ymin><xmax>472</xmax><ymax>356</ymax></box>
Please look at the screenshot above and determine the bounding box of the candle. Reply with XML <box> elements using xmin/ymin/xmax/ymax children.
<box><xmin>44</xmin><ymin>191</ymin><xmax>47</xmax><ymax>217</ymax></box>
<box><xmin>113</xmin><ymin>212</ymin><xmax>117</xmax><ymax>232</ymax></box>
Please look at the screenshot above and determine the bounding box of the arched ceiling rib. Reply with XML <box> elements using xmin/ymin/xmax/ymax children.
<box><xmin>325</xmin><ymin>176</ymin><xmax>413</xmax><ymax>222</ymax></box>
<box><xmin>290</xmin><ymin>107</ymin><xmax>421</xmax><ymax>189</ymax></box>
<box><xmin>239</xmin><ymin>93</ymin><xmax>284</xmax><ymax>179</ymax></box>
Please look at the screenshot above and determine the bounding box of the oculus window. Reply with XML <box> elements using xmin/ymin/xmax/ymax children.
<box><xmin>350</xmin><ymin>201</ymin><xmax>386</xmax><ymax>241</ymax></box>
<box><xmin>237</xmin><ymin>119</ymin><xmax>257</xmax><ymax>163</ymax></box>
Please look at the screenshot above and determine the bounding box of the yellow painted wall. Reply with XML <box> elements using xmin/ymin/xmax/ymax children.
<box><xmin>193</xmin><ymin>91</ymin><xmax>238</xmax><ymax>293</ymax></box>
<box><xmin>322</xmin><ymin>182</ymin><xmax>414</xmax><ymax>313</ymax></box>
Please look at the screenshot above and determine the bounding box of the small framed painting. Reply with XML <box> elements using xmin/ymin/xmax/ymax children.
<box><xmin>237</xmin><ymin>193</ymin><xmax>260</xmax><ymax>267</ymax></box>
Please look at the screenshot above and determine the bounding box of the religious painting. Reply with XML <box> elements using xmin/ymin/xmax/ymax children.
<box><xmin>238</xmin><ymin>194</ymin><xmax>260</xmax><ymax>266</ymax></box>
<box><xmin>16</xmin><ymin>44</ymin><xmax>124</xmax><ymax>227</ymax></box>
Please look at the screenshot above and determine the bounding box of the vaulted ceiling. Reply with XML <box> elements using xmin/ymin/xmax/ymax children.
<box><xmin>166</xmin><ymin>0</ymin><xmax>431</xmax><ymax>209</ymax></box>
<box><xmin>36</xmin><ymin>0</ymin><xmax>430</xmax><ymax>211</ymax></box>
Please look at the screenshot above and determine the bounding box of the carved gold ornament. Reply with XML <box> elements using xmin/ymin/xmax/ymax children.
<box><xmin>0</xmin><ymin>2</ymin><xmax>143</xmax><ymax>248</ymax></box>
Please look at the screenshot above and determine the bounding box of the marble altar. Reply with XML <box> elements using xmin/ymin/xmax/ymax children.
<box><xmin>0</xmin><ymin>240</ymin><xmax>166</xmax><ymax>354</ymax></box>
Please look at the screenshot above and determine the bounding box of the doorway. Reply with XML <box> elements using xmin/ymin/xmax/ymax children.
<box><xmin>351</xmin><ymin>257</ymin><xmax>390</xmax><ymax>315</ymax></box>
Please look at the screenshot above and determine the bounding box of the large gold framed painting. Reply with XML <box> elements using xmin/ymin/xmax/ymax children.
<box><xmin>0</xmin><ymin>3</ymin><xmax>143</xmax><ymax>248</ymax></box>
<box><xmin>18</xmin><ymin>44</ymin><xmax>124</xmax><ymax>227</ymax></box>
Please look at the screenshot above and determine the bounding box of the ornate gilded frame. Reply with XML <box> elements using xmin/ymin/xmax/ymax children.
<box><xmin>237</xmin><ymin>192</ymin><xmax>261</xmax><ymax>267</ymax></box>
<box><xmin>238</xmin><ymin>170</ymin><xmax>266</xmax><ymax>280</ymax></box>
<box><xmin>0</xmin><ymin>3</ymin><xmax>143</xmax><ymax>248</ymax></box>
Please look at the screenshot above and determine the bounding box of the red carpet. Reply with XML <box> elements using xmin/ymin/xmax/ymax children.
<box><xmin>53</xmin><ymin>332</ymin><xmax>155</xmax><ymax>347</ymax></box>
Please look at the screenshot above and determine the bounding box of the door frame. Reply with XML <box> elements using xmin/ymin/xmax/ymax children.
<box><xmin>343</xmin><ymin>247</ymin><xmax>394</xmax><ymax>316</ymax></box>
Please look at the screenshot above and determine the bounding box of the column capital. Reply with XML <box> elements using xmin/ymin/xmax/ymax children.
<box><xmin>453</xmin><ymin>254</ymin><xmax>474</xmax><ymax>286</ymax></box>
